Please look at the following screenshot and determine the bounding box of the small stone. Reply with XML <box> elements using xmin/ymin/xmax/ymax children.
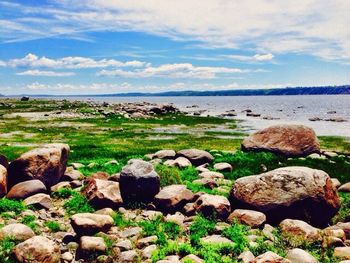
<box><xmin>238</xmin><ymin>251</ymin><xmax>255</xmax><ymax>263</ymax></box>
<box><xmin>339</xmin><ymin>182</ymin><xmax>350</xmax><ymax>193</ymax></box>
<box><xmin>194</xmin><ymin>194</ymin><xmax>230</xmax><ymax>220</ymax></box>
<box><xmin>116</xmin><ymin>239</ymin><xmax>133</xmax><ymax>251</ymax></box>
<box><xmin>142</xmin><ymin>244</ymin><xmax>157</xmax><ymax>259</ymax></box>
<box><xmin>214</xmin><ymin>162</ymin><xmax>233</xmax><ymax>172</ymax></box>
<box><xmin>24</xmin><ymin>193</ymin><xmax>52</xmax><ymax>209</ymax></box>
<box><xmin>199</xmin><ymin>171</ymin><xmax>224</xmax><ymax>179</ymax></box>
<box><xmin>61</xmin><ymin>251</ymin><xmax>73</xmax><ymax>261</ymax></box>
<box><xmin>181</xmin><ymin>254</ymin><xmax>203</xmax><ymax>263</ymax></box>
<box><xmin>137</xmin><ymin>235</ymin><xmax>158</xmax><ymax>248</ymax></box>
<box><xmin>79</xmin><ymin>236</ymin><xmax>106</xmax><ymax>253</ymax></box>
<box><xmin>120</xmin><ymin>227</ymin><xmax>142</xmax><ymax>238</ymax></box>
<box><xmin>71</xmin><ymin>213</ymin><xmax>114</xmax><ymax>236</ymax></box>
<box><xmin>228</xmin><ymin>209</ymin><xmax>266</xmax><ymax>228</ymax></box>
<box><xmin>120</xmin><ymin>250</ymin><xmax>138</xmax><ymax>262</ymax></box>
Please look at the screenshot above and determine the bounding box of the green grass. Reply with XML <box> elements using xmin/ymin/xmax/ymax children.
<box><xmin>63</xmin><ymin>191</ymin><xmax>94</xmax><ymax>215</ymax></box>
<box><xmin>0</xmin><ymin>198</ymin><xmax>25</xmax><ymax>215</ymax></box>
<box><xmin>44</xmin><ymin>221</ymin><xmax>62</xmax><ymax>232</ymax></box>
<box><xmin>19</xmin><ymin>215</ymin><xmax>39</xmax><ymax>233</ymax></box>
<box><xmin>0</xmin><ymin>237</ymin><xmax>17</xmax><ymax>263</ymax></box>
<box><xmin>189</xmin><ymin>215</ymin><xmax>216</xmax><ymax>247</ymax></box>
<box><xmin>112</xmin><ymin>212</ymin><xmax>136</xmax><ymax>229</ymax></box>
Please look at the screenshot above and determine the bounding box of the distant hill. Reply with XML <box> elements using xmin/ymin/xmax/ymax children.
<box><xmin>6</xmin><ymin>85</ymin><xmax>350</xmax><ymax>97</ymax></box>
<box><xmin>96</xmin><ymin>85</ymin><xmax>350</xmax><ymax>97</ymax></box>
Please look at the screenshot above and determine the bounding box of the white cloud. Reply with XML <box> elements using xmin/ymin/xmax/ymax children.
<box><xmin>1</xmin><ymin>1</ymin><xmax>350</xmax><ymax>62</ymax></box>
<box><xmin>221</xmin><ymin>53</ymin><xmax>274</xmax><ymax>62</ymax></box>
<box><xmin>0</xmin><ymin>60</ymin><xmax>6</xmax><ymax>67</ymax></box>
<box><xmin>16</xmin><ymin>70</ymin><xmax>75</xmax><ymax>77</ymax></box>
<box><xmin>6</xmin><ymin>53</ymin><xmax>147</xmax><ymax>69</ymax></box>
<box><xmin>97</xmin><ymin>63</ymin><xmax>249</xmax><ymax>78</ymax></box>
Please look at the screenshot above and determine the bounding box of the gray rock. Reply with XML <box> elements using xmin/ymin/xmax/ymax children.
<box><xmin>119</xmin><ymin>159</ymin><xmax>160</xmax><ymax>203</ymax></box>
<box><xmin>286</xmin><ymin>248</ymin><xmax>318</xmax><ymax>263</ymax></box>
<box><xmin>194</xmin><ymin>193</ymin><xmax>230</xmax><ymax>220</ymax></box>
<box><xmin>0</xmin><ymin>223</ymin><xmax>35</xmax><ymax>241</ymax></box>
<box><xmin>24</xmin><ymin>193</ymin><xmax>52</xmax><ymax>209</ymax></box>
<box><xmin>71</xmin><ymin>213</ymin><xmax>114</xmax><ymax>236</ymax></box>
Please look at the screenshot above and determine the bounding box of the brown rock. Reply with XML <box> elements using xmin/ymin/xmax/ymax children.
<box><xmin>82</xmin><ymin>178</ymin><xmax>123</xmax><ymax>209</ymax></box>
<box><xmin>24</xmin><ymin>193</ymin><xmax>52</xmax><ymax>209</ymax></box>
<box><xmin>154</xmin><ymin>184</ymin><xmax>194</xmax><ymax>213</ymax></box>
<box><xmin>14</xmin><ymin>236</ymin><xmax>61</xmax><ymax>263</ymax></box>
<box><xmin>153</xmin><ymin>150</ymin><xmax>176</xmax><ymax>159</ymax></box>
<box><xmin>0</xmin><ymin>154</ymin><xmax>8</xmax><ymax>169</ymax></box>
<box><xmin>194</xmin><ymin>193</ymin><xmax>230</xmax><ymax>220</ymax></box>
<box><xmin>7</xmin><ymin>179</ymin><xmax>47</xmax><ymax>199</ymax></box>
<box><xmin>8</xmin><ymin>143</ymin><xmax>70</xmax><ymax>188</ymax></box>
<box><xmin>176</xmin><ymin>149</ymin><xmax>214</xmax><ymax>166</ymax></box>
<box><xmin>0</xmin><ymin>165</ymin><xmax>7</xmax><ymax>197</ymax></box>
<box><xmin>61</xmin><ymin>166</ymin><xmax>83</xmax><ymax>181</ymax></box>
<box><xmin>279</xmin><ymin>219</ymin><xmax>322</xmax><ymax>243</ymax></box>
<box><xmin>254</xmin><ymin>251</ymin><xmax>289</xmax><ymax>263</ymax></box>
<box><xmin>71</xmin><ymin>213</ymin><xmax>114</xmax><ymax>236</ymax></box>
<box><xmin>0</xmin><ymin>223</ymin><xmax>35</xmax><ymax>241</ymax></box>
<box><xmin>339</xmin><ymin>182</ymin><xmax>350</xmax><ymax>193</ymax></box>
<box><xmin>334</xmin><ymin>247</ymin><xmax>350</xmax><ymax>260</ymax></box>
<box><xmin>286</xmin><ymin>248</ymin><xmax>317</xmax><ymax>263</ymax></box>
<box><xmin>241</xmin><ymin>125</ymin><xmax>320</xmax><ymax>157</ymax></box>
<box><xmin>228</xmin><ymin>209</ymin><xmax>266</xmax><ymax>228</ymax></box>
<box><xmin>230</xmin><ymin>166</ymin><xmax>340</xmax><ymax>226</ymax></box>
<box><xmin>214</xmin><ymin>162</ymin><xmax>233</xmax><ymax>173</ymax></box>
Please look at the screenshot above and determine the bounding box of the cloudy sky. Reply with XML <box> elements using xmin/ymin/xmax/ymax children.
<box><xmin>0</xmin><ymin>0</ymin><xmax>350</xmax><ymax>95</ymax></box>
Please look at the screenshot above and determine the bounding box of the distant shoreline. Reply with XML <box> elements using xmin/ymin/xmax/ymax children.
<box><xmin>1</xmin><ymin>85</ymin><xmax>349</xmax><ymax>97</ymax></box>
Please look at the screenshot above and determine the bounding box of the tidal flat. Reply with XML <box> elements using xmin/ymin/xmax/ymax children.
<box><xmin>0</xmin><ymin>98</ymin><xmax>350</xmax><ymax>262</ymax></box>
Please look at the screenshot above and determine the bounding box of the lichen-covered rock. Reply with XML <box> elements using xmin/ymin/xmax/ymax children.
<box><xmin>8</xmin><ymin>143</ymin><xmax>70</xmax><ymax>188</ymax></box>
<box><xmin>71</xmin><ymin>213</ymin><xmax>114</xmax><ymax>236</ymax></box>
<box><xmin>176</xmin><ymin>149</ymin><xmax>214</xmax><ymax>166</ymax></box>
<box><xmin>14</xmin><ymin>236</ymin><xmax>61</xmax><ymax>263</ymax></box>
<box><xmin>230</xmin><ymin>166</ymin><xmax>340</xmax><ymax>226</ymax></box>
<box><xmin>194</xmin><ymin>193</ymin><xmax>230</xmax><ymax>220</ymax></box>
<box><xmin>119</xmin><ymin>159</ymin><xmax>160</xmax><ymax>203</ymax></box>
<box><xmin>82</xmin><ymin>178</ymin><xmax>123</xmax><ymax>209</ymax></box>
<box><xmin>241</xmin><ymin>125</ymin><xmax>320</xmax><ymax>157</ymax></box>
<box><xmin>154</xmin><ymin>184</ymin><xmax>194</xmax><ymax>213</ymax></box>
<box><xmin>7</xmin><ymin>179</ymin><xmax>47</xmax><ymax>199</ymax></box>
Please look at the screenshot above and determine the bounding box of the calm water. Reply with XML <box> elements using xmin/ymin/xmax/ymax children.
<box><xmin>47</xmin><ymin>95</ymin><xmax>350</xmax><ymax>137</ymax></box>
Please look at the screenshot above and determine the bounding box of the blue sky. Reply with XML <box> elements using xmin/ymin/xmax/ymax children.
<box><xmin>0</xmin><ymin>0</ymin><xmax>350</xmax><ymax>95</ymax></box>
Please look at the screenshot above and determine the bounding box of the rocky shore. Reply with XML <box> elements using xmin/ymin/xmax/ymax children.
<box><xmin>0</xmin><ymin>123</ymin><xmax>349</xmax><ymax>262</ymax></box>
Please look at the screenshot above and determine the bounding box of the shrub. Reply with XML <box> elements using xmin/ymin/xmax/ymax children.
<box><xmin>0</xmin><ymin>198</ymin><xmax>25</xmax><ymax>214</ymax></box>
<box><xmin>0</xmin><ymin>237</ymin><xmax>17</xmax><ymax>263</ymax></box>
<box><xmin>222</xmin><ymin>223</ymin><xmax>249</xmax><ymax>254</ymax></box>
<box><xmin>189</xmin><ymin>215</ymin><xmax>216</xmax><ymax>246</ymax></box>
<box><xmin>63</xmin><ymin>192</ymin><xmax>94</xmax><ymax>215</ymax></box>
<box><xmin>44</xmin><ymin>221</ymin><xmax>61</xmax><ymax>232</ymax></box>
<box><xmin>156</xmin><ymin>165</ymin><xmax>182</xmax><ymax>187</ymax></box>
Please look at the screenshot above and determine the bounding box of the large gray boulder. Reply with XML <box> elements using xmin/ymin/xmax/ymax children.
<box><xmin>119</xmin><ymin>159</ymin><xmax>160</xmax><ymax>203</ymax></box>
<box><xmin>241</xmin><ymin>125</ymin><xmax>320</xmax><ymax>157</ymax></box>
<box><xmin>176</xmin><ymin>149</ymin><xmax>214</xmax><ymax>166</ymax></box>
<box><xmin>8</xmin><ymin>143</ymin><xmax>70</xmax><ymax>188</ymax></box>
<box><xmin>230</xmin><ymin>166</ymin><xmax>340</xmax><ymax>226</ymax></box>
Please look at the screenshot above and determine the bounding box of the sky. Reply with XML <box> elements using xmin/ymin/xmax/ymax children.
<box><xmin>0</xmin><ymin>0</ymin><xmax>350</xmax><ymax>95</ymax></box>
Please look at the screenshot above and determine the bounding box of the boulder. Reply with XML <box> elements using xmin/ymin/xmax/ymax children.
<box><xmin>78</xmin><ymin>236</ymin><xmax>106</xmax><ymax>258</ymax></box>
<box><xmin>0</xmin><ymin>154</ymin><xmax>8</xmax><ymax>169</ymax></box>
<box><xmin>228</xmin><ymin>209</ymin><xmax>266</xmax><ymax>228</ymax></box>
<box><xmin>82</xmin><ymin>178</ymin><xmax>123</xmax><ymax>209</ymax></box>
<box><xmin>0</xmin><ymin>223</ymin><xmax>35</xmax><ymax>241</ymax></box>
<box><xmin>8</xmin><ymin>143</ymin><xmax>70</xmax><ymax>188</ymax></box>
<box><xmin>119</xmin><ymin>159</ymin><xmax>160</xmax><ymax>203</ymax></box>
<box><xmin>241</xmin><ymin>125</ymin><xmax>320</xmax><ymax>157</ymax></box>
<box><xmin>230</xmin><ymin>166</ymin><xmax>340</xmax><ymax>226</ymax></box>
<box><xmin>334</xmin><ymin>247</ymin><xmax>350</xmax><ymax>260</ymax></box>
<box><xmin>214</xmin><ymin>162</ymin><xmax>233</xmax><ymax>173</ymax></box>
<box><xmin>153</xmin><ymin>150</ymin><xmax>176</xmax><ymax>159</ymax></box>
<box><xmin>24</xmin><ymin>193</ymin><xmax>52</xmax><ymax>209</ymax></box>
<box><xmin>61</xmin><ymin>167</ymin><xmax>83</xmax><ymax>181</ymax></box>
<box><xmin>254</xmin><ymin>251</ymin><xmax>288</xmax><ymax>263</ymax></box>
<box><xmin>279</xmin><ymin>219</ymin><xmax>321</xmax><ymax>243</ymax></box>
<box><xmin>176</xmin><ymin>149</ymin><xmax>214</xmax><ymax>166</ymax></box>
<box><xmin>0</xmin><ymin>165</ymin><xmax>7</xmax><ymax>197</ymax></box>
<box><xmin>7</xmin><ymin>179</ymin><xmax>47</xmax><ymax>199</ymax></box>
<box><xmin>14</xmin><ymin>236</ymin><xmax>61</xmax><ymax>263</ymax></box>
<box><xmin>286</xmin><ymin>248</ymin><xmax>318</xmax><ymax>263</ymax></box>
<box><xmin>339</xmin><ymin>182</ymin><xmax>350</xmax><ymax>193</ymax></box>
<box><xmin>194</xmin><ymin>193</ymin><xmax>231</xmax><ymax>220</ymax></box>
<box><xmin>154</xmin><ymin>184</ymin><xmax>194</xmax><ymax>213</ymax></box>
<box><xmin>71</xmin><ymin>213</ymin><xmax>114</xmax><ymax>236</ymax></box>
<box><xmin>165</xmin><ymin>157</ymin><xmax>192</xmax><ymax>169</ymax></box>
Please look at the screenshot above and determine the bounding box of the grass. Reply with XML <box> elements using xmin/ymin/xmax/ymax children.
<box><xmin>19</xmin><ymin>215</ymin><xmax>39</xmax><ymax>233</ymax></box>
<box><xmin>44</xmin><ymin>221</ymin><xmax>62</xmax><ymax>232</ymax></box>
<box><xmin>0</xmin><ymin>198</ymin><xmax>25</xmax><ymax>215</ymax></box>
<box><xmin>112</xmin><ymin>212</ymin><xmax>136</xmax><ymax>229</ymax></box>
<box><xmin>0</xmin><ymin>237</ymin><xmax>17</xmax><ymax>263</ymax></box>
<box><xmin>63</xmin><ymin>191</ymin><xmax>94</xmax><ymax>215</ymax></box>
